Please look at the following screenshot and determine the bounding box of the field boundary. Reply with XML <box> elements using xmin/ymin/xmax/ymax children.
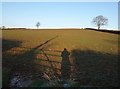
<box><xmin>85</xmin><ymin>28</ymin><xmax>120</xmax><ymax>34</ymax></box>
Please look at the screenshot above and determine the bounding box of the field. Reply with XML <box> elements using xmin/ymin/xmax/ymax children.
<box><xmin>2</xmin><ymin>29</ymin><xmax>119</xmax><ymax>87</ymax></box>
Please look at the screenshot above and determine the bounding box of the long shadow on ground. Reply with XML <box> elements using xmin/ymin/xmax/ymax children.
<box><xmin>2</xmin><ymin>39</ymin><xmax>23</xmax><ymax>87</ymax></box>
<box><xmin>2</xmin><ymin>37</ymin><xmax>58</xmax><ymax>87</ymax></box>
<box><xmin>2</xmin><ymin>39</ymin><xmax>37</xmax><ymax>74</ymax></box>
<box><xmin>2</xmin><ymin>39</ymin><xmax>49</xmax><ymax>87</ymax></box>
<box><xmin>2</xmin><ymin>39</ymin><xmax>22</xmax><ymax>52</ymax></box>
<box><xmin>71</xmin><ymin>49</ymin><xmax>118</xmax><ymax>87</ymax></box>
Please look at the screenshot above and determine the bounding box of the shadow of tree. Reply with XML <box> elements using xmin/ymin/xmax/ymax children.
<box><xmin>2</xmin><ymin>40</ymin><xmax>36</xmax><ymax>73</ymax></box>
<box><xmin>71</xmin><ymin>49</ymin><xmax>118</xmax><ymax>87</ymax></box>
<box><xmin>3</xmin><ymin>45</ymin><xmax>45</xmax><ymax>87</ymax></box>
<box><xmin>2</xmin><ymin>39</ymin><xmax>23</xmax><ymax>87</ymax></box>
<box><xmin>2</xmin><ymin>37</ymin><xmax>59</xmax><ymax>87</ymax></box>
<box><xmin>2</xmin><ymin>39</ymin><xmax>22</xmax><ymax>52</ymax></box>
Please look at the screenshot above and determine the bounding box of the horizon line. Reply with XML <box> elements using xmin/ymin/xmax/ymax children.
<box><xmin>1</xmin><ymin>27</ymin><xmax>119</xmax><ymax>30</ymax></box>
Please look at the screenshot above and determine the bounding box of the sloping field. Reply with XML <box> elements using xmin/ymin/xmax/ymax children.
<box><xmin>2</xmin><ymin>29</ymin><xmax>118</xmax><ymax>53</ymax></box>
<box><xmin>2</xmin><ymin>29</ymin><xmax>119</xmax><ymax>87</ymax></box>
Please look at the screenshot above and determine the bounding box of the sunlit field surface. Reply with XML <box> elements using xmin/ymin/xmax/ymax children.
<box><xmin>3</xmin><ymin>29</ymin><xmax>119</xmax><ymax>52</ymax></box>
<box><xmin>2</xmin><ymin>29</ymin><xmax>119</xmax><ymax>87</ymax></box>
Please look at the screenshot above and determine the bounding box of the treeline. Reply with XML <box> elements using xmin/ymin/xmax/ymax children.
<box><xmin>85</xmin><ymin>28</ymin><xmax>120</xmax><ymax>34</ymax></box>
<box><xmin>1</xmin><ymin>28</ymin><xmax>27</xmax><ymax>30</ymax></box>
<box><xmin>1</xmin><ymin>28</ymin><xmax>82</xmax><ymax>30</ymax></box>
<box><xmin>1</xmin><ymin>27</ymin><xmax>120</xmax><ymax>34</ymax></box>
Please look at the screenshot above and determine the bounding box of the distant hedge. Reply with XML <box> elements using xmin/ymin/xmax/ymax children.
<box><xmin>85</xmin><ymin>28</ymin><xmax>120</xmax><ymax>34</ymax></box>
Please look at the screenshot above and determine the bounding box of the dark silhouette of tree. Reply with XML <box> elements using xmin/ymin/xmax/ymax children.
<box><xmin>92</xmin><ymin>15</ymin><xmax>108</xmax><ymax>30</ymax></box>
<box><xmin>36</xmin><ymin>22</ymin><xmax>40</xmax><ymax>29</ymax></box>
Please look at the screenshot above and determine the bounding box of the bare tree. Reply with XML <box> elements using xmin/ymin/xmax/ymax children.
<box><xmin>36</xmin><ymin>22</ymin><xmax>40</xmax><ymax>29</ymax></box>
<box><xmin>92</xmin><ymin>15</ymin><xmax>108</xmax><ymax>30</ymax></box>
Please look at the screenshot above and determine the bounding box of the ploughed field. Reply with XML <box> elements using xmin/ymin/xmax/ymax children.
<box><xmin>2</xmin><ymin>29</ymin><xmax>119</xmax><ymax>87</ymax></box>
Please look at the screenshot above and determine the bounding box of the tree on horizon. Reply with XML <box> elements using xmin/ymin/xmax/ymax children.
<box><xmin>36</xmin><ymin>22</ymin><xmax>40</xmax><ymax>29</ymax></box>
<box><xmin>92</xmin><ymin>15</ymin><xmax>108</xmax><ymax>30</ymax></box>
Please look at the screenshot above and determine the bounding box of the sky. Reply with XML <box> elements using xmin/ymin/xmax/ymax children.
<box><xmin>1</xmin><ymin>2</ymin><xmax>118</xmax><ymax>30</ymax></box>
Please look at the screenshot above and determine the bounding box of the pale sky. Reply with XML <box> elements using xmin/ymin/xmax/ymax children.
<box><xmin>1</xmin><ymin>2</ymin><xmax>119</xmax><ymax>30</ymax></box>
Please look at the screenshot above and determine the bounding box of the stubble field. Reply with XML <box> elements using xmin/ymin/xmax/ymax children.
<box><xmin>2</xmin><ymin>29</ymin><xmax>119</xmax><ymax>87</ymax></box>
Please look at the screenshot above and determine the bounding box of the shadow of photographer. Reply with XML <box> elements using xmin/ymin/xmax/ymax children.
<box><xmin>61</xmin><ymin>48</ymin><xmax>71</xmax><ymax>80</ymax></box>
